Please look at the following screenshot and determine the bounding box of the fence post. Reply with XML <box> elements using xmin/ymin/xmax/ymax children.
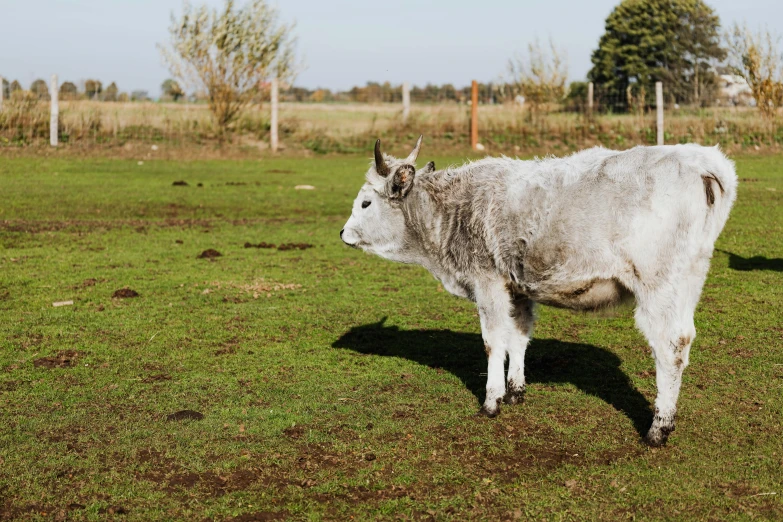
<box><xmin>471</xmin><ymin>80</ymin><xmax>478</xmax><ymax>151</ymax></box>
<box><xmin>587</xmin><ymin>82</ymin><xmax>594</xmax><ymax>116</ymax></box>
<box><xmin>402</xmin><ymin>82</ymin><xmax>410</xmax><ymax>123</ymax></box>
<box><xmin>50</xmin><ymin>74</ymin><xmax>59</xmax><ymax>147</ymax></box>
<box><xmin>270</xmin><ymin>77</ymin><xmax>279</xmax><ymax>153</ymax></box>
<box><xmin>656</xmin><ymin>81</ymin><xmax>664</xmax><ymax>146</ymax></box>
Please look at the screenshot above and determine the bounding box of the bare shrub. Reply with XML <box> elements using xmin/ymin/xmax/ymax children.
<box><xmin>159</xmin><ymin>0</ymin><xmax>298</xmax><ymax>135</ymax></box>
<box><xmin>725</xmin><ymin>24</ymin><xmax>783</xmax><ymax>118</ymax></box>
<box><xmin>508</xmin><ymin>39</ymin><xmax>568</xmax><ymax>121</ymax></box>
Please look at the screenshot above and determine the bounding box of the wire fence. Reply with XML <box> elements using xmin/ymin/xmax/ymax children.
<box><xmin>1</xmin><ymin>76</ymin><xmax>782</xmax><ymax>156</ymax></box>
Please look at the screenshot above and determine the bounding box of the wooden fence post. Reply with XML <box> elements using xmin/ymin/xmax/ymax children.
<box><xmin>270</xmin><ymin>77</ymin><xmax>279</xmax><ymax>153</ymax></box>
<box><xmin>471</xmin><ymin>80</ymin><xmax>478</xmax><ymax>151</ymax></box>
<box><xmin>402</xmin><ymin>82</ymin><xmax>410</xmax><ymax>123</ymax></box>
<box><xmin>50</xmin><ymin>74</ymin><xmax>59</xmax><ymax>147</ymax></box>
<box><xmin>587</xmin><ymin>82</ymin><xmax>594</xmax><ymax>116</ymax></box>
<box><xmin>656</xmin><ymin>81</ymin><xmax>664</xmax><ymax>146</ymax></box>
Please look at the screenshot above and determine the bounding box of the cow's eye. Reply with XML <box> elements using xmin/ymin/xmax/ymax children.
<box><xmin>361</xmin><ymin>200</ymin><xmax>371</xmax><ymax>209</ymax></box>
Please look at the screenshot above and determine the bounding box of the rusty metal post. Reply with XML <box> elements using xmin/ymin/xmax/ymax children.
<box><xmin>471</xmin><ymin>80</ymin><xmax>478</xmax><ymax>151</ymax></box>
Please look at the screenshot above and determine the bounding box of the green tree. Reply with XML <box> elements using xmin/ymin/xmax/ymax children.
<box><xmin>85</xmin><ymin>79</ymin><xmax>103</xmax><ymax>99</ymax></box>
<box><xmin>588</xmin><ymin>0</ymin><xmax>726</xmax><ymax>110</ymax></box>
<box><xmin>104</xmin><ymin>82</ymin><xmax>119</xmax><ymax>102</ymax></box>
<box><xmin>30</xmin><ymin>79</ymin><xmax>50</xmax><ymax>100</ymax></box>
<box><xmin>60</xmin><ymin>81</ymin><xmax>79</xmax><ymax>100</ymax></box>
<box><xmin>161</xmin><ymin>79</ymin><xmax>185</xmax><ymax>101</ymax></box>
<box><xmin>159</xmin><ymin>0</ymin><xmax>298</xmax><ymax>133</ymax></box>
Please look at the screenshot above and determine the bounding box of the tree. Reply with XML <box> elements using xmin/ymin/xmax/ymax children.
<box><xmin>85</xmin><ymin>79</ymin><xmax>103</xmax><ymax>100</ymax></box>
<box><xmin>588</xmin><ymin>0</ymin><xmax>726</xmax><ymax>110</ymax></box>
<box><xmin>161</xmin><ymin>78</ymin><xmax>185</xmax><ymax>101</ymax></box>
<box><xmin>10</xmin><ymin>80</ymin><xmax>22</xmax><ymax>94</ymax></box>
<box><xmin>725</xmin><ymin>24</ymin><xmax>783</xmax><ymax>118</ymax></box>
<box><xmin>60</xmin><ymin>82</ymin><xmax>79</xmax><ymax>100</ymax></box>
<box><xmin>30</xmin><ymin>79</ymin><xmax>50</xmax><ymax>100</ymax></box>
<box><xmin>508</xmin><ymin>38</ymin><xmax>568</xmax><ymax>119</ymax></box>
<box><xmin>131</xmin><ymin>90</ymin><xmax>150</xmax><ymax>102</ymax></box>
<box><xmin>104</xmin><ymin>82</ymin><xmax>119</xmax><ymax>102</ymax></box>
<box><xmin>159</xmin><ymin>0</ymin><xmax>297</xmax><ymax>133</ymax></box>
<box><xmin>1</xmin><ymin>78</ymin><xmax>8</xmax><ymax>100</ymax></box>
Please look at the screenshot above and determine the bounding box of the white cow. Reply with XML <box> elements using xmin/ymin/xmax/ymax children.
<box><xmin>341</xmin><ymin>138</ymin><xmax>737</xmax><ymax>446</ymax></box>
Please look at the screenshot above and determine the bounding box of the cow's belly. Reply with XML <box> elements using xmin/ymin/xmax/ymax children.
<box><xmin>519</xmin><ymin>278</ymin><xmax>634</xmax><ymax>311</ymax></box>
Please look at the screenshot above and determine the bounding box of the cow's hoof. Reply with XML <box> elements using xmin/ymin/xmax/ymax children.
<box><xmin>644</xmin><ymin>425</ymin><xmax>674</xmax><ymax>447</ymax></box>
<box><xmin>503</xmin><ymin>388</ymin><xmax>525</xmax><ymax>405</ymax></box>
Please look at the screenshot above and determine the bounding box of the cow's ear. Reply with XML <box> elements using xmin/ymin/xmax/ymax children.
<box><xmin>388</xmin><ymin>165</ymin><xmax>415</xmax><ymax>199</ymax></box>
<box><xmin>421</xmin><ymin>161</ymin><xmax>435</xmax><ymax>174</ymax></box>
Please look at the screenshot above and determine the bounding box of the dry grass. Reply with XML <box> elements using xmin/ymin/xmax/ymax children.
<box><xmin>1</xmin><ymin>99</ymin><xmax>782</xmax><ymax>157</ymax></box>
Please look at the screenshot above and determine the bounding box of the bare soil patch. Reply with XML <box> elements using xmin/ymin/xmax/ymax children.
<box><xmin>33</xmin><ymin>351</ymin><xmax>80</xmax><ymax>369</ymax></box>
<box><xmin>112</xmin><ymin>288</ymin><xmax>139</xmax><ymax>298</ymax></box>
<box><xmin>166</xmin><ymin>410</ymin><xmax>204</xmax><ymax>422</ymax></box>
<box><xmin>198</xmin><ymin>249</ymin><xmax>223</xmax><ymax>259</ymax></box>
<box><xmin>277</xmin><ymin>243</ymin><xmax>314</xmax><ymax>251</ymax></box>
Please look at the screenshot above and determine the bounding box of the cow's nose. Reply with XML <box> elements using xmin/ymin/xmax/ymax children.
<box><xmin>340</xmin><ymin>229</ymin><xmax>344</xmax><ymax>239</ymax></box>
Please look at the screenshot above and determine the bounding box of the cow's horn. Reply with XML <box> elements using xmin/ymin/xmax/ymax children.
<box><xmin>404</xmin><ymin>135</ymin><xmax>424</xmax><ymax>164</ymax></box>
<box><xmin>374</xmin><ymin>139</ymin><xmax>390</xmax><ymax>177</ymax></box>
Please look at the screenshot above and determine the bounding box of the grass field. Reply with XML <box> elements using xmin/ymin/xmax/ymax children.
<box><xmin>1</xmin><ymin>152</ymin><xmax>781</xmax><ymax>521</ymax></box>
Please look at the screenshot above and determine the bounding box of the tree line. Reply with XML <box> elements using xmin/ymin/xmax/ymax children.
<box><xmin>0</xmin><ymin>78</ymin><xmax>189</xmax><ymax>103</ymax></box>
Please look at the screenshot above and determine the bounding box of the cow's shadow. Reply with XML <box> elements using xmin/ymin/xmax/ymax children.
<box><xmin>332</xmin><ymin>319</ymin><xmax>653</xmax><ymax>437</ymax></box>
<box><xmin>718</xmin><ymin>250</ymin><xmax>783</xmax><ymax>272</ymax></box>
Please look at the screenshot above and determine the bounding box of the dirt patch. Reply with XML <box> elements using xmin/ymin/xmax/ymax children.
<box><xmin>198</xmin><ymin>249</ymin><xmax>222</xmax><ymax>259</ymax></box>
<box><xmin>142</xmin><ymin>374</ymin><xmax>172</xmax><ymax>383</ymax></box>
<box><xmin>244</xmin><ymin>242</ymin><xmax>314</xmax><ymax>251</ymax></box>
<box><xmin>166</xmin><ymin>410</ymin><xmax>204</xmax><ymax>422</ymax></box>
<box><xmin>227</xmin><ymin>511</ymin><xmax>290</xmax><ymax>521</ymax></box>
<box><xmin>172</xmin><ymin>180</ymin><xmax>189</xmax><ymax>186</ymax></box>
<box><xmin>74</xmin><ymin>278</ymin><xmax>102</xmax><ymax>289</ymax></box>
<box><xmin>0</xmin><ymin>380</ymin><xmax>18</xmax><ymax>392</ymax></box>
<box><xmin>277</xmin><ymin>243</ymin><xmax>314</xmax><ymax>251</ymax></box>
<box><xmin>112</xmin><ymin>288</ymin><xmax>139</xmax><ymax>298</ymax></box>
<box><xmin>99</xmin><ymin>505</ymin><xmax>129</xmax><ymax>515</ymax></box>
<box><xmin>283</xmin><ymin>425</ymin><xmax>305</xmax><ymax>439</ymax></box>
<box><xmin>33</xmin><ymin>351</ymin><xmax>80</xmax><ymax>369</ymax></box>
<box><xmin>266</xmin><ymin>169</ymin><xmax>295</xmax><ymax>174</ymax></box>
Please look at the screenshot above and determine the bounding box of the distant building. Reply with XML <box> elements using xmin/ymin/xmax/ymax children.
<box><xmin>718</xmin><ymin>74</ymin><xmax>754</xmax><ymax>106</ymax></box>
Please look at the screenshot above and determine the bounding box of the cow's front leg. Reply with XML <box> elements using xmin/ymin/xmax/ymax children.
<box><xmin>476</xmin><ymin>279</ymin><xmax>515</xmax><ymax>417</ymax></box>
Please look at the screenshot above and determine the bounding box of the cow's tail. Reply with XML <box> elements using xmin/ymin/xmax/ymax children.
<box><xmin>693</xmin><ymin>145</ymin><xmax>738</xmax><ymax>241</ymax></box>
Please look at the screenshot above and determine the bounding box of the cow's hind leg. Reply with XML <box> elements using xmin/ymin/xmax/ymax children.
<box><xmin>505</xmin><ymin>289</ymin><xmax>534</xmax><ymax>405</ymax></box>
<box><xmin>635</xmin><ymin>263</ymin><xmax>707</xmax><ymax>446</ymax></box>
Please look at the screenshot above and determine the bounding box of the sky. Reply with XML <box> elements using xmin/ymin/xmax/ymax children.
<box><xmin>0</xmin><ymin>0</ymin><xmax>779</xmax><ymax>97</ymax></box>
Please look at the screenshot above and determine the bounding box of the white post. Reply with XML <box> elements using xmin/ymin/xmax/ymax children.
<box><xmin>50</xmin><ymin>74</ymin><xmax>59</xmax><ymax>147</ymax></box>
<box><xmin>0</xmin><ymin>76</ymin><xmax>4</xmax><ymax>111</ymax></box>
<box><xmin>587</xmin><ymin>81</ymin><xmax>594</xmax><ymax>115</ymax></box>
<box><xmin>656</xmin><ymin>81</ymin><xmax>664</xmax><ymax>146</ymax></box>
<box><xmin>402</xmin><ymin>82</ymin><xmax>410</xmax><ymax>123</ymax></box>
<box><xmin>270</xmin><ymin>77</ymin><xmax>279</xmax><ymax>153</ymax></box>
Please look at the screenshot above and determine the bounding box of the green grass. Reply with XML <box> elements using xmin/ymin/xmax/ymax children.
<box><xmin>0</xmin><ymin>153</ymin><xmax>781</xmax><ymax>521</ymax></box>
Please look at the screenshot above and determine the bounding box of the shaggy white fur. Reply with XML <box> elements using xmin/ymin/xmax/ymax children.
<box><xmin>342</xmin><ymin>139</ymin><xmax>737</xmax><ymax>446</ymax></box>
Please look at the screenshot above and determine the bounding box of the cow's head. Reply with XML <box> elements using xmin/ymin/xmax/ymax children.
<box><xmin>340</xmin><ymin>136</ymin><xmax>432</xmax><ymax>259</ymax></box>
